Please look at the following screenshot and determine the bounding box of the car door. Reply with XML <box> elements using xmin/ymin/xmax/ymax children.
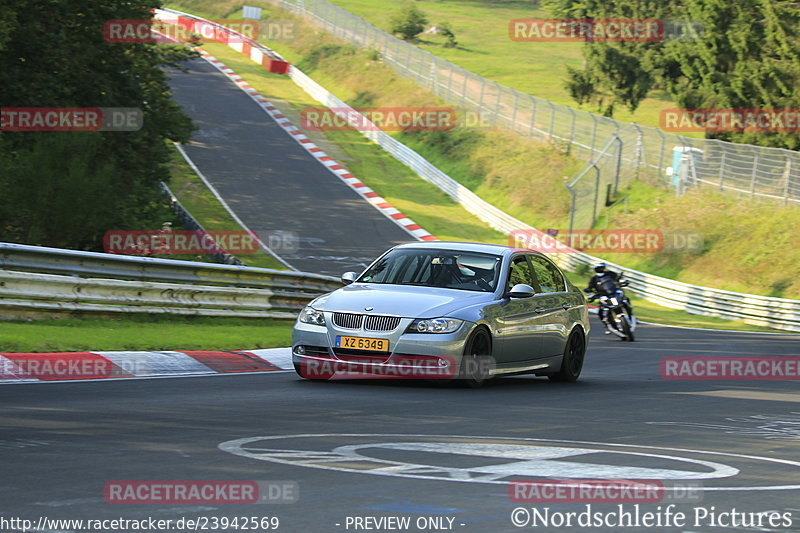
<box><xmin>490</xmin><ymin>254</ymin><xmax>543</xmax><ymax>363</ymax></box>
<box><xmin>528</xmin><ymin>254</ymin><xmax>571</xmax><ymax>357</ymax></box>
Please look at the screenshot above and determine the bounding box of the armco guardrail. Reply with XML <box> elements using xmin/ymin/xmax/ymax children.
<box><xmin>153</xmin><ymin>10</ymin><xmax>800</xmax><ymax>332</ymax></box>
<box><xmin>0</xmin><ymin>243</ymin><xmax>341</xmax><ymax>318</ymax></box>
<box><xmin>0</xmin><ymin>270</ymin><xmax>306</xmax><ymax>318</ymax></box>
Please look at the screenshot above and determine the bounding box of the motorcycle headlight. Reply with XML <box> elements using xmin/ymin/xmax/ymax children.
<box><xmin>298</xmin><ymin>306</ymin><xmax>326</xmax><ymax>326</ymax></box>
<box><xmin>610</xmin><ymin>297</ymin><xmax>619</xmax><ymax>306</ymax></box>
<box><xmin>406</xmin><ymin>317</ymin><xmax>463</xmax><ymax>334</ymax></box>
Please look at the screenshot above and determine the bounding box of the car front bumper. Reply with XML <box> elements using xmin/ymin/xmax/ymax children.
<box><xmin>292</xmin><ymin>316</ymin><xmax>474</xmax><ymax>380</ymax></box>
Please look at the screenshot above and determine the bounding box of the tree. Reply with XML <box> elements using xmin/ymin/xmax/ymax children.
<box><xmin>544</xmin><ymin>0</ymin><xmax>800</xmax><ymax>149</ymax></box>
<box><xmin>0</xmin><ymin>0</ymin><xmax>196</xmax><ymax>249</ymax></box>
<box><xmin>390</xmin><ymin>4</ymin><xmax>428</xmax><ymax>41</ymax></box>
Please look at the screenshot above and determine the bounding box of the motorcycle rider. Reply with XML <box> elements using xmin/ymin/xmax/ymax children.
<box><xmin>585</xmin><ymin>261</ymin><xmax>632</xmax><ymax>333</ymax></box>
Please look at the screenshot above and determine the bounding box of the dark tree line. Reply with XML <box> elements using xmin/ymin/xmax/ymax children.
<box><xmin>0</xmin><ymin>0</ymin><xmax>196</xmax><ymax>250</ymax></box>
<box><xmin>544</xmin><ymin>0</ymin><xmax>800</xmax><ymax>149</ymax></box>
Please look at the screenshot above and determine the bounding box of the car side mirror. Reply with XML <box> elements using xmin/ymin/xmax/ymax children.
<box><xmin>341</xmin><ymin>272</ymin><xmax>358</xmax><ymax>285</ymax></box>
<box><xmin>507</xmin><ymin>283</ymin><xmax>535</xmax><ymax>298</ymax></box>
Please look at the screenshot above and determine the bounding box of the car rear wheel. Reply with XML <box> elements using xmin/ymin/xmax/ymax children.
<box><xmin>460</xmin><ymin>328</ymin><xmax>492</xmax><ymax>388</ymax></box>
<box><xmin>549</xmin><ymin>328</ymin><xmax>586</xmax><ymax>382</ymax></box>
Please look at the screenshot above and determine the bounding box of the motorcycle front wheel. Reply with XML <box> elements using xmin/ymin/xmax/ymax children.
<box><xmin>619</xmin><ymin>314</ymin><xmax>635</xmax><ymax>342</ymax></box>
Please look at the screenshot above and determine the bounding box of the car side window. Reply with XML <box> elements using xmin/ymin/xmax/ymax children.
<box><xmin>507</xmin><ymin>256</ymin><xmax>535</xmax><ymax>290</ymax></box>
<box><xmin>529</xmin><ymin>255</ymin><xmax>565</xmax><ymax>293</ymax></box>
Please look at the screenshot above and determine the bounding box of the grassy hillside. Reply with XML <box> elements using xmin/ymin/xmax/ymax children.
<box><xmin>165</xmin><ymin>0</ymin><xmax>800</xmax><ymax>304</ymax></box>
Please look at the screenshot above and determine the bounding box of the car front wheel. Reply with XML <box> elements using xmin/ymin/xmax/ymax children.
<box><xmin>460</xmin><ymin>328</ymin><xmax>492</xmax><ymax>388</ymax></box>
<box><xmin>549</xmin><ymin>328</ymin><xmax>586</xmax><ymax>382</ymax></box>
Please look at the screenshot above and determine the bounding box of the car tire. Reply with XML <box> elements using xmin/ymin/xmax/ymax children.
<box><xmin>549</xmin><ymin>328</ymin><xmax>586</xmax><ymax>383</ymax></box>
<box><xmin>460</xmin><ymin>328</ymin><xmax>492</xmax><ymax>388</ymax></box>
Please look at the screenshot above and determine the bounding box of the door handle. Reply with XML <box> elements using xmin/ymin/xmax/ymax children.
<box><xmin>534</xmin><ymin>306</ymin><xmax>545</xmax><ymax>313</ymax></box>
<box><xmin>562</xmin><ymin>303</ymin><xmax>571</xmax><ymax>310</ymax></box>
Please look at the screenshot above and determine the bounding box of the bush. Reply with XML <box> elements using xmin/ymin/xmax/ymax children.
<box><xmin>390</xmin><ymin>4</ymin><xmax>428</xmax><ymax>41</ymax></box>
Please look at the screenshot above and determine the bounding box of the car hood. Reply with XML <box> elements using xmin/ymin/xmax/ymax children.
<box><xmin>313</xmin><ymin>283</ymin><xmax>495</xmax><ymax>318</ymax></box>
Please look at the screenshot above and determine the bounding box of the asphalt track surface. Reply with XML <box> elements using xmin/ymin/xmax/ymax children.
<box><xmin>2</xmin><ymin>321</ymin><xmax>799</xmax><ymax>533</ymax></box>
<box><xmin>167</xmin><ymin>58</ymin><xmax>412</xmax><ymax>275</ymax></box>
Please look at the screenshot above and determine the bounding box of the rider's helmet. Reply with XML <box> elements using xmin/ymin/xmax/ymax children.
<box><xmin>593</xmin><ymin>261</ymin><xmax>607</xmax><ymax>274</ymax></box>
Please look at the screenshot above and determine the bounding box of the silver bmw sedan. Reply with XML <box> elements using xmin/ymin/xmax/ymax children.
<box><xmin>292</xmin><ymin>241</ymin><xmax>590</xmax><ymax>385</ymax></box>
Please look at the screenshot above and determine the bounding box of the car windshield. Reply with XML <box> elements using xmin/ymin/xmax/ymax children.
<box><xmin>357</xmin><ymin>249</ymin><xmax>502</xmax><ymax>292</ymax></box>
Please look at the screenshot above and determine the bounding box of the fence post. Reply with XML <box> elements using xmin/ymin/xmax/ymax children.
<box><xmin>590</xmin><ymin>114</ymin><xmax>598</xmax><ymax>156</ymax></box>
<box><xmin>784</xmin><ymin>156</ymin><xmax>792</xmax><ymax>205</ymax></box>
<box><xmin>565</xmin><ymin>184</ymin><xmax>576</xmax><ymax>235</ymax></box>
<box><xmin>749</xmin><ymin>153</ymin><xmax>759</xmax><ymax>197</ymax></box>
<box><xmin>548</xmin><ymin>100</ymin><xmax>556</xmax><ymax>140</ymax></box>
<box><xmin>592</xmin><ymin>164</ymin><xmax>601</xmax><ymax>227</ymax></box>
<box><xmin>445</xmin><ymin>64</ymin><xmax>454</xmax><ymax>98</ymax></box>
<box><xmin>478</xmin><ymin>79</ymin><xmax>486</xmax><ymax>112</ymax></box>
<box><xmin>656</xmin><ymin>128</ymin><xmax>666</xmax><ymax>182</ymax></box>
<box><xmin>568</xmin><ymin>107</ymin><xmax>576</xmax><ymax>147</ymax></box>
<box><xmin>494</xmin><ymin>82</ymin><xmax>503</xmax><ymax>126</ymax></box>
<box><xmin>613</xmin><ymin>135</ymin><xmax>623</xmax><ymax>195</ymax></box>
<box><xmin>461</xmin><ymin>69</ymin><xmax>469</xmax><ymax>107</ymax></box>
<box><xmin>510</xmin><ymin>90</ymin><xmax>519</xmax><ymax>133</ymax></box>
<box><xmin>528</xmin><ymin>95</ymin><xmax>537</xmax><ymax>136</ymax></box>
<box><xmin>632</xmin><ymin>123</ymin><xmax>643</xmax><ymax>182</ymax></box>
<box><xmin>718</xmin><ymin>144</ymin><xmax>726</xmax><ymax>191</ymax></box>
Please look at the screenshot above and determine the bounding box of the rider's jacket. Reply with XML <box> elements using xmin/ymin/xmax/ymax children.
<box><xmin>586</xmin><ymin>271</ymin><xmax>620</xmax><ymax>296</ymax></box>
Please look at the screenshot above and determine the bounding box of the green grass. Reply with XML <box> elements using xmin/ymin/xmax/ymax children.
<box><xmin>166</xmin><ymin>0</ymin><xmax>683</xmax><ymax>129</ymax></box>
<box><xmin>166</xmin><ymin>146</ymin><xmax>287</xmax><ymax>270</ymax></box>
<box><xmin>326</xmin><ymin>0</ymin><xmax>693</xmax><ymax>132</ymax></box>
<box><xmin>0</xmin><ymin>315</ymin><xmax>292</xmax><ymax>352</ymax></box>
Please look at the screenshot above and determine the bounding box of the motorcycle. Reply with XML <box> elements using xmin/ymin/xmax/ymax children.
<box><xmin>585</xmin><ymin>275</ymin><xmax>637</xmax><ymax>341</ymax></box>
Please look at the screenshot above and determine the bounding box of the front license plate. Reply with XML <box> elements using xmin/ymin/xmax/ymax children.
<box><xmin>336</xmin><ymin>336</ymin><xmax>389</xmax><ymax>352</ymax></box>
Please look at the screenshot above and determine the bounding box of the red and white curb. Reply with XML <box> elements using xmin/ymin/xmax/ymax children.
<box><xmin>195</xmin><ymin>49</ymin><xmax>438</xmax><ymax>243</ymax></box>
<box><xmin>0</xmin><ymin>348</ymin><xmax>293</xmax><ymax>384</ymax></box>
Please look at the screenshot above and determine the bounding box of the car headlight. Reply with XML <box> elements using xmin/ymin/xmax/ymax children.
<box><xmin>406</xmin><ymin>317</ymin><xmax>463</xmax><ymax>334</ymax></box>
<box><xmin>298</xmin><ymin>306</ymin><xmax>326</xmax><ymax>326</ymax></box>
